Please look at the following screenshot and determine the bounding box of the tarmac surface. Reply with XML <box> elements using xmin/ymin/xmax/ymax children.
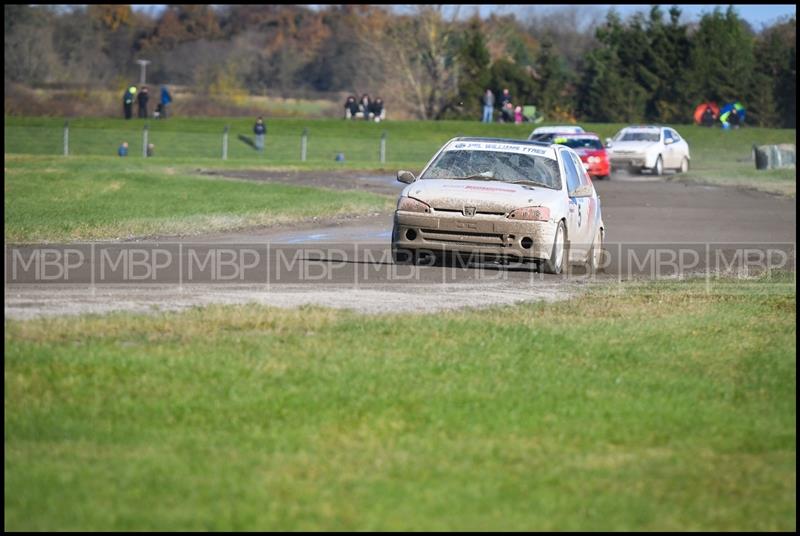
<box><xmin>5</xmin><ymin>170</ymin><xmax>796</xmax><ymax>319</ymax></box>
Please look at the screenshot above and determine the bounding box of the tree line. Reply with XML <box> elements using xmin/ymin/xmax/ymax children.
<box><xmin>4</xmin><ymin>4</ymin><xmax>795</xmax><ymax>127</ymax></box>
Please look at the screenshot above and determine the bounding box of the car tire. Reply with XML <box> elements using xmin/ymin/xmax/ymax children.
<box><xmin>678</xmin><ymin>157</ymin><xmax>689</xmax><ymax>174</ymax></box>
<box><xmin>587</xmin><ymin>227</ymin><xmax>604</xmax><ymax>273</ymax></box>
<box><xmin>543</xmin><ymin>221</ymin><xmax>566</xmax><ymax>275</ymax></box>
<box><xmin>652</xmin><ymin>155</ymin><xmax>663</xmax><ymax>176</ymax></box>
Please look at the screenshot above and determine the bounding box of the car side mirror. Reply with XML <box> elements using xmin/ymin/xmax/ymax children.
<box><xmin>605</xmin><ymin>138</ymin><xmax>612</xmax><ymax>147</ymax></box>
<box><xmin>569</xmin><ymin>184</ymin><xmax>594</xmax><ymax>198</ymax></box>
<box><xmin>664</xmin><ymin>138</ymin><xmax>674</xmax><ymax>145</ymax></box>
<box><xmin>397</xmin><ymin>170</ymin><xmax>416</xmax><ymax>184</ymax></box>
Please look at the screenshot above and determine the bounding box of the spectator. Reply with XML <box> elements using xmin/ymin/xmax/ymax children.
<box><xmin>499</xmin><ymin>88</ymin><xmax>512</xmax><ymax>109</ymax></box>
<box><xmin>137</xmin><ymin>86</ymin><xmax>149</xmax><ymax>119</ymax></box>
<box><xmin>481</xmin><ymin>89</ymin><xmax>494</xmax><ymax>123</ymax></box>
<box><xmin>122</xmin><ymin>86</ymin><xmax>136</xmax><ymax>120</ymax></box>
<box><xmin>358</xmin><ymin>93</ymin><xmax>371</xmax><ymax>120</ymax></box>
<box><xmin>500</xmin><ymin>101</ymin><xmax>514</xmax><ymax>123</ymax></box>
<box><xmin>118</xmin><ymin>141</ymin><xmax>128</xmax><ymax>157</ymax></box>
<box><xmin>159</xmin><ymin>85</ymin><xmax>172</xmax><ymax>119</ymax></box>
<box><xmin>728</xmin><ymin>108</ymin><xmax>740</xmax><ymax>128</ymax></box>
<box><xmin>514</xmin><ymin>105</ymin><xmax>523</xmax><ymax>124</ymax></box>
<box><xmin>344</xmin><ymin>95</ymin><xmax>358</xmax><ymax>119</ymax></box>
<box><xmin>701</xmin><ymin>105</ymin><xmax>715</xmax><ymax>127</ymax></box>
<box><xmin>369</xmin><ymin>97</ymin><xmax>386</xmax><ymax>122</ymax></box>
<box><xmin>146</xmin><ymin>143</ymin><xmax>155</xmax><ymax>157</ymax></box>
<box><xmin>253</xmin><ymin>116</ymin><xmax>267</xmax><ymax>152</ymax></box>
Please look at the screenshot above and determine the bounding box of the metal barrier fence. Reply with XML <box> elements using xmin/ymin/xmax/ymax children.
<box><xmin>4</xmin><ymin>122</ymin><xmax>445</xmax><ymax>165</ymax></box>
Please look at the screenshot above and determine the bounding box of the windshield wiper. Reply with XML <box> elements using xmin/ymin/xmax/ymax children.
<box><xmin>448</xmin><ymin>172</ymin><xmax>496</xmax><ymax>181</ymax></box>
<box><xmin>507</xmin><ymin>179</ymin><xmax>550</xmax><ymax>188</ymax></box>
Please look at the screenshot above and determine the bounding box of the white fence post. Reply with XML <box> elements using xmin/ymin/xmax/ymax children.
<box><xmin>222</xmin><ymin>125</ymin><xmax>229</xmax><ymax>160</ymax></box>
<box><xmin>142</xmin><ymin>124</ymin><xmax>149</xmax><ymax>158</ymax></box>
<box><xmin>380</xmin><ymin>131</ymin><xmax>387</xmax><ymax>164</ymax></box>
<box><xmin>63</xmin><ymin>121</ymin><xmax>69</xmax><ymax>156</ymax></box>
<box><xmin>301</xmin><ymin>128</ymin><xmax>308</xmax><ymax>162</ymax></box>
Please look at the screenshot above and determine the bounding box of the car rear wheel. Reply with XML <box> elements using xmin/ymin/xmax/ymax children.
<box><xmin>678</xmin><ymin>157</ymin><xmax>689</xmax><ymax>174</ymax></box>
<box><xmin>652</xmin><ymin>155</ymin><xmax>663</xmax><ymax>176</ymax></box>
<box><xmin>543</xmin><ymin>221</ymin><xmax>566</xmax><ymax>274</ymax></box>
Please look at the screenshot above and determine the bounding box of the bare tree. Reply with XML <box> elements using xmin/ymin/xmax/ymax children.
<box><xmin>356</xmin><ymin>5</ymin><xmax>462</xmax><ymax>119</ymax></box>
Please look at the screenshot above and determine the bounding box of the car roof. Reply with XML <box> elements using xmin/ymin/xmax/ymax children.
<box><xmin>623</xmin><ymin>125</ymin><xmax>664</xmax><ymax>130</ymax></box>
<box><xmin>532</xmin><ymin>125</ymin><xmax>585</xmax><ymax>134</ymax></box>
<box><xmin>553</xmin><ymin>132</ymin><xmax>601</xmax><ymax>138</ymax></box>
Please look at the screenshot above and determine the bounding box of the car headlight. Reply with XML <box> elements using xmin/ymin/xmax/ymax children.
<box><xmin>397</xmin><ymin>196</ymin><xmax>431</xmax><ymax>213</ymax></box>
<box><xmin>507</xmin><ymin>206</ymin><xmax>550</xmax><ymax>221</ymax></box>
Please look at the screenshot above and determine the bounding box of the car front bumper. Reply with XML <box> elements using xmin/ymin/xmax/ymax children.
<box><xmin>392</xmin><ymin>211</ymin><xmax>558</xmax><ymax>261</ymax></box>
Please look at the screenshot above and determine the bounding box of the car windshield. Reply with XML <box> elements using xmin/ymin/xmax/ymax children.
<box><xmin>619</xmin><ymin>131</ymin><xmax>660</xmax><ymax>142</ymax></box>
<box><xmin>556</xmin><ymin>137</ymin><xmax>603</xmax><ymax>150</ymax></box>
<box><xmin>421</xmin><ymin>149</ymin><xmax>561</xmax><ymax>190</ymax></box>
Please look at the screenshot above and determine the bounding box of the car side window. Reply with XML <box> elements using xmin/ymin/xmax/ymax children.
<box><xmin>561</xmin><ymin>150</ymin><xmax>581</xmax><ymax>193</ymax></box>
<box><xmin>670</xmin><ymin>129</ymin><xmax>681</xmax><ymax>141</ymax></box>
<box><xmin>570</xmin><ymin>152</ymin><xmax>591</xmax><ymax>187</ymax></box>
<box><xmin>664</xmin><ymin>130</ymin><xmax>673</xmax><ymax>143</ymax></box>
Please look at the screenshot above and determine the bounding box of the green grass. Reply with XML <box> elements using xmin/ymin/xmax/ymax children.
<box><xmin>4</xmin><ymin>117</ymin><xmax>796</xmax><ymax>242</ymax></box>
<box><xmin>5</xmin><ymin>116</ymin><xmax>796</xmax><ymax>194</ymax></box>
<box><xmin>4</xmin><ymin>276</ymin><xmax>796</xmax><ymax>531</ymax></box>
<box><xmin>4</xmin><ymin>155</ymin><xmax>392</xmax><ymax>243</ymax></box>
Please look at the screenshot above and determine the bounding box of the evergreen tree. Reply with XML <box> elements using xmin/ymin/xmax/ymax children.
<box><xmin>445</xmin><ymin>18</ymin><xmax>491</xmax><ymax>120</ymax></box>
<box><xmin>686</xmin><ymin>7</ymin><xmax>755</xmax><ymax>106</ymax></box>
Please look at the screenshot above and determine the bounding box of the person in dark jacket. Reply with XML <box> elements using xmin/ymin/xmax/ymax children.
<box><xmin>137</xmin><ymin>86</ymin><xmax>149</xmax><ymax>118</ymax></box>
<box><xmin>358</xmin><ymin>93</ymin><xmax>371</xmax><ymax>120</ymax></box>
<box><xmin>369</xmin><ymin>97</ymin><xmax>385</xmax><ymax>122</ymax></box>
<box><xmin>500</xmin><ymin>101</ymin><xmax>514</xmax><ymax>123</ymax></box>
<box><xmin>344</xmin><ymin>95</ymin><xmax>359</xmax><ymax>119</ymax></box>
<box><xmin>253</xmin><ymin>116</ymin><xmax>267</xmax><ymax>152</ymax></box>
<box><xmin>122</xmin><ymin>86</ymin><xmax>137</xmax><ymax>120</ymax></box>
<box><xmin>701</xmin><ymin>106</ymin><xmax>715</xmax><ymax>127</ymax></box>
<box><xmin>499</xmin><ymin>88</ymin><xmax>512</xmax><ymax>109</ymax></box>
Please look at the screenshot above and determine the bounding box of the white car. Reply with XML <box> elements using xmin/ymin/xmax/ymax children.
<box><xmin>606</xmin><ymin>125</ymin><xmax>690</xmax><ymax>176</ymax></box>
<box><xmin>391</xmin><ymin>137</ymin><xmax>605</xmax><ymax>274</ymax></box>
<box><xmin>528</xmin><ymin>125</ymin><xmax>585</xmax><ymax>140</ymax></box>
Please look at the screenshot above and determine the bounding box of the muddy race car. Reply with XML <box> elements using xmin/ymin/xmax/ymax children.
<box><xmin>391</xmin><ymin>137</ymin><xmax>605</xmax><ymax>274</ymax></box>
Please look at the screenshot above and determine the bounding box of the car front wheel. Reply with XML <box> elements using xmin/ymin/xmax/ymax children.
<box><xmin>678</xmin><ymin>157</ymin><xmax>689</xmax><ymax>173</ymax></box>
<box><xmin>543</xmin><ymin>221</ymin><xmax>566</xmax><ymax>275</ymax></box>
<box><xmin>652</xmin><ymin>155</ymin><xmax>663</xmax><ymax>176</ymax></box>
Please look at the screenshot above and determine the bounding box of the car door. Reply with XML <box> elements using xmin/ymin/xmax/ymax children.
<box><xmin>568</xmin><ymin>151</ymin><xmax>596</xmax><ymax>255</ymax></box>
<box><xmin>561</xmin><ymin>149</ymin><xmax>592</xmax><ymax>258</ymax></box>
<box><xmin>663</xmin><ymin>129</ymin><xmax>678</xmax><ymax>168</ymax></box>
<box><xmin>670</xmin><ymin>129</ymin><xmax>689</xmax><ymax>163</ymax></box>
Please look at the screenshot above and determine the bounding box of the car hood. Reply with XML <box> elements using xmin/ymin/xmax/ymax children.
<box><xmin>402</xmin><ymin>179</ymin><xmax>564</xmax><ymax>212</ymax></box>
<box><xmin>608</xmin><ymin>141</ymin><xmax>658</xmax><ymax>153</ymax></box>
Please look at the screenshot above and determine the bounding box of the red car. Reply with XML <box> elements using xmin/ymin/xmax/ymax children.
<box><xmin>553</xmin><ymin>132</ymin><xmax>611</xmax><ymax>180</ymax></box>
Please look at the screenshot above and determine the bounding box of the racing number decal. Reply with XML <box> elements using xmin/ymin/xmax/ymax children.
<box><xmin>577</xmin><ymin>203</ymin><xmax>582</xmax><ymax>228</ymax></box>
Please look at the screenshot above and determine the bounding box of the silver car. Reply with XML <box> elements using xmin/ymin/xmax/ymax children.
<box><xmin>606</xmin><ymin>125</ymin><xmax>691</xmax><ymax>176</ymax></box>
<box><xmin>391</xmin><ymin>137</ymin><xmax>605</xmax><ymax>274</ymax></box>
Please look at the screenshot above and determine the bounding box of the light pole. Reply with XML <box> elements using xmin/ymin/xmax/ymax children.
<box><xmin>136</xmin><ymin>59</ymin><xmax>151</xmax><ymax>85</ymax></box>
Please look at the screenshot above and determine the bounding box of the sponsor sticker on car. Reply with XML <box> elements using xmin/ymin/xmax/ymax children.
<box><xmin>446</xmin><ymin>141</ymin><xmax>554</xmax><ymax>158</ymax></box>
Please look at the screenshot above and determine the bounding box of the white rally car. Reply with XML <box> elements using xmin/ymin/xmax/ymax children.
<box><xmin>391</xmin><ymin>137</ymin><xmax>605</xmax><ymax>274</ymax></box>
<box><xmin>606</xmin><ymin>125</ymin><xmax>690</xmax><ymax>176</ymax></box>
